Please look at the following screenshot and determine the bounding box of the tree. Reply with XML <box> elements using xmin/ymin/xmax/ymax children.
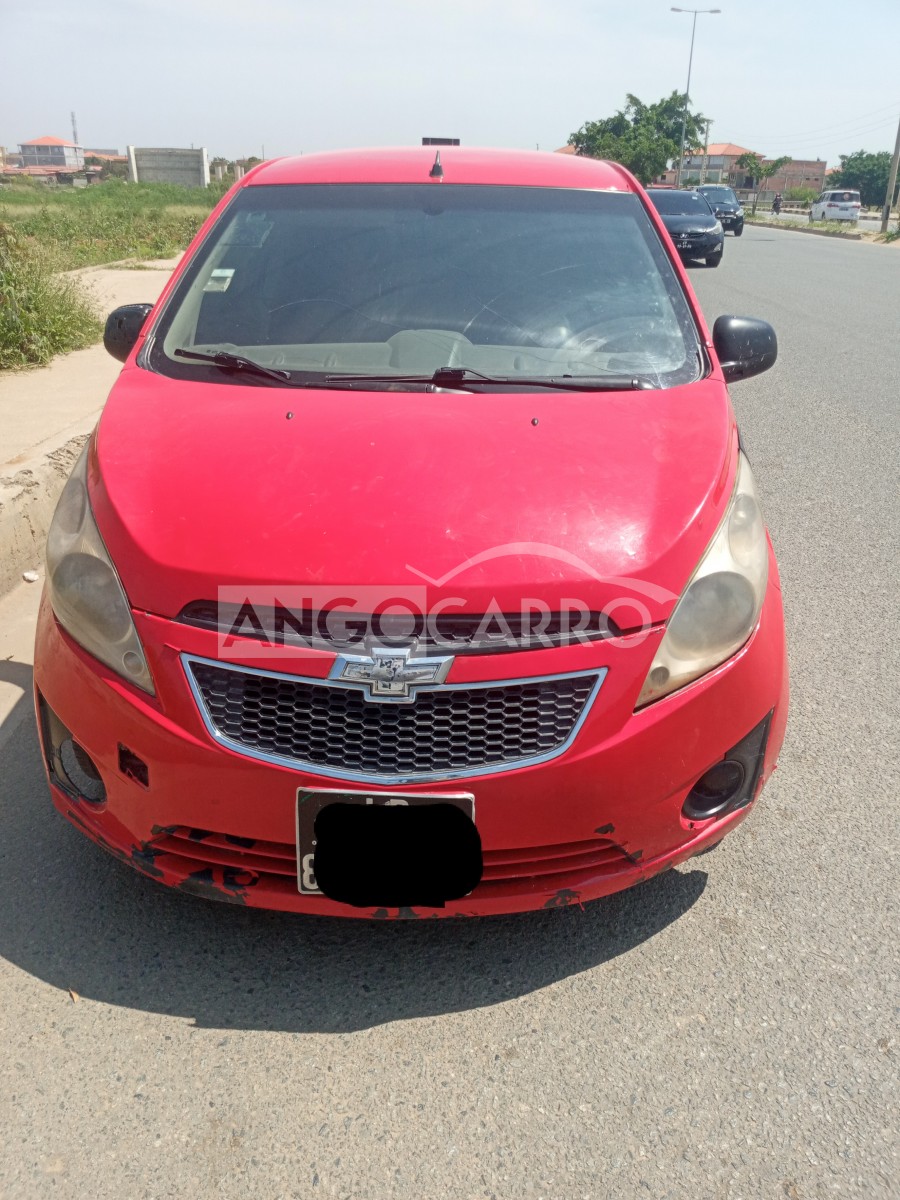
<box><xmin>734</xmin><ymin>154</ymin><xmax>792</xmax><ymax>213</ymax></box>
<box><xmin>786</xmin><ymin>186</ymin><xmax>818</xmax><ymax>206</ymax></box>
<box><xmin>84</xmin><ymin>155</ymin><xmax>127</xmax><ymax>181</ymax></box>
<box><xmin>829</xmin><ymin>150</ymin><xmax>894</xmax><ymax>209</ymax></box>
<box><xmin>569</xmin><ymin>92</ymin><xmax>708</xmax><ymax>185</ymax></box>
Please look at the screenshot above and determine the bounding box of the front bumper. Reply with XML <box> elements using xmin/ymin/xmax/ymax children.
<box><xmin>673</xmin><ymin>231</ymin><xmax>724</xmax><ymax>258</ymax></box>
<box><xmin>34</xmin><ymin>563</ymin><xmax>788</xmax><ymax>918</ymax></box>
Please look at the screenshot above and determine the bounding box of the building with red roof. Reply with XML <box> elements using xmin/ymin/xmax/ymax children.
<box><xmin>19</xmin><ymin>136</ymin><xmax>85</xmax><ymax>170</ymax></box>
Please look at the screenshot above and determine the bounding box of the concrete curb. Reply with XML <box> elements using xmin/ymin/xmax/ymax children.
<box><xmin>746</xmin><ymin>219</ymin><xmax>863</xmax><ymax>241</ymax></box>
<box><xmin>0</xmin><ymin>416</ymin><xmax>98</xmax><ymax>599</ymax></box>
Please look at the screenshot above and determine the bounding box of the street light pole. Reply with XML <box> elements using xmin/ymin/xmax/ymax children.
<box><xmin>880</xmin><ymin>111</ymin><xmax>900</xmax><ymax>234</ymax></box>
<box><xmin>671</xmin><ymin>7</ymin><xmax>720</xmax><ymax>188</ymax></box>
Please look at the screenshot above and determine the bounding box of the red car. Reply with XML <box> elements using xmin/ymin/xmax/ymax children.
<box><xmin>34</xmin><ymin>147</ymin><xmax>788</xmax><ymax>918</ymax></box>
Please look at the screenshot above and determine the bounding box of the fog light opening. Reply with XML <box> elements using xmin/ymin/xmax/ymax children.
<box><xmin>59</xmin><ymin>738</ymin><xmax>107</xmax><ymax>804</ymax></box>
<box><xmin>683</xmin><ymin>759</ymin><xmax>745</xmax><ymax>822</ymax></box>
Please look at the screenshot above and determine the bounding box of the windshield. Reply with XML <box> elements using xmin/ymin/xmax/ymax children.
<box><xmin>646</xmin><ymin>190</ymin><xmax>714</xmax><ymax>217</ymax></box>
<box><xmin>148</xmin><ymin>184</ymin><xmax>703</xmax><ymax>390</ymax></box>
<box><xmin>699</xmin><ymin>186</ymin><xmax>738</xmax><ymax>204</ymax></box>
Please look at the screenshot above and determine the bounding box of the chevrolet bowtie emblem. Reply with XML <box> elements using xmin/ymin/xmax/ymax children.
<box><xmin>330</xmin><ymin>646</ymin><xmax>453</xmax><ymax>702</ymax></box>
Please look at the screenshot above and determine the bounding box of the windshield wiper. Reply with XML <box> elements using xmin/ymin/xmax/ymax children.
<box><xmin>323</xmin><ymin>367</ymin><xmax>654</xmax><ymax>391</ymax></box>
<box><xmin>174</xmin><ymin>347</ymin><xmax>295</xmax><ymax>385</ymax></box>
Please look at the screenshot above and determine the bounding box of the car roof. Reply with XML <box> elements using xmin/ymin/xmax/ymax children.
<box><xmin>646</xmin><ymin>186</ymin><xmax>702</xmax><ymax>193</ymax></box>
<box><xmin>245</xmin><ymin>146</ymin><xmax>639</xmax><ymax>192</ymax></box>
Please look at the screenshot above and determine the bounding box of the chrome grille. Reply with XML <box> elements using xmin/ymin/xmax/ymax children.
<box><xmin>185</xmin><ymin>656</ymin><xmax>602</xmax><ymax>782</ymax></box>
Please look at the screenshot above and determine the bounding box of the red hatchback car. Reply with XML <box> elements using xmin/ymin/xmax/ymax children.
<box><xmin>34</xmin><ymin>147</ymin><xmax>788</xmax><ymax>917</ymax></box>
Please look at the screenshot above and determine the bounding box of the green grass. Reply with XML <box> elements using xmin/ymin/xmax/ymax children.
<box><xmin>0</xmin><ymin>177</ymin><xmax>227</xmax><ymax>210</ymax></box>
<box><xmin>0</xmin><ymin>224</ymin><xmax>102</xmax><ymax>369</ymax></box>
<box><xmin>0</xmin><ymin>179</ymin><xmax>223</xmax><ymax>369</ymax></box>
<box><xmin>0</xmin><ymin>179</ymin><xmax>223</xmax><ymax>269</ymax></box>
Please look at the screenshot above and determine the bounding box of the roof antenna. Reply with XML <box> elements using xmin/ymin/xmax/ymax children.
<box><xmin>429</xmin><ymin>150</ymin><xmax>444</xmax><ymax>181</ymax></box>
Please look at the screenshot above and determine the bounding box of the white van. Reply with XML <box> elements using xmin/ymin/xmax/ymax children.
<box><xmin>810</xmin><ymin>189</ymin><xmax>862</xmax><ymax>223</ymax></box>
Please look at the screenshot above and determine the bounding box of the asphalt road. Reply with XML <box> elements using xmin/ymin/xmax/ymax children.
<box><xmin>0</xmin><ymin>226</ymin><xmax>897</xmax><ymax>1199</ymax></box>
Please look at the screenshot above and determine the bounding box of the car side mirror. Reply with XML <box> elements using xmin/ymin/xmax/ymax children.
<box><xmin>713</xmin><ymin>315</ymin><xmax>777</xmax><ymax>384</ymax></box>
<box><xmin>103</xmin><ymin>303</ymin><xmax>154</xmax><ymax>363</ymax></box>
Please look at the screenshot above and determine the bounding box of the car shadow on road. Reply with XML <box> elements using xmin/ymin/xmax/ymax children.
<box><xmin>0</xmin><ymin>658</ymin><xmax>708</xmax><ymax>1033</ymax></box>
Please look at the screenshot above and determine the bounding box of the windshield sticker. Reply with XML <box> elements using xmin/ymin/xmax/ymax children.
<box><xmin>203</xmin><ymin>268</ymin><xmax>235</xmax><ymax>293</ymax></box>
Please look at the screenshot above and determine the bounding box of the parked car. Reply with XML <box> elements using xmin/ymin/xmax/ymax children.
<box><xmin>645</xmin><ymin>188</ymin><xmax>725</xmax><ymax>266</ymax></box>
<box><xmin>35</xmin><ymin>147</ymin><xmax>787</xmax><ymax>918</ymax></box>
<box><xmin>697</xmin><ymin>184</ymin><xmax>745</xmax><ymax>236</ymax></box>
<box><xmin>810</xmin><ymin>189</ymin><xmax>862</xmax><ymax>223</ymax></box>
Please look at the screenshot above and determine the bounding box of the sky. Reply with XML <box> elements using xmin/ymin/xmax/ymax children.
<box><xmin>3</xmin><ymin>0</ymin><xmax>899</xmax><ymax>170</ymax></box>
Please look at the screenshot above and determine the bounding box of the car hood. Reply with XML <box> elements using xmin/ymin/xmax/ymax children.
<box><xmin>659</xmin><ymin>213</ymin><xmax>719</xmax><ymax>233</ymax></box>
<box><xmin>91</xmin><ymin>368</ymin><xmax>736</xmax><ymax>627</ymax></box>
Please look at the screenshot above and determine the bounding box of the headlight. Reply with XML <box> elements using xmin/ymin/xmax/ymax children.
<box><xmin>46</xmin><ymin>439</ymin><xmax>155</xmax><ymax>694</ymax></box>
<box><xmin>737</xmin><ymin>208</ymin><xmax>744</xmax><ymax>216</ymax></box>
<box><xmin>713</xmin><ymin>221</ymin><xmax>723</xmax><ymax>234</ymax></box>
<box><xmin>636</xmin><ymin>453</ymin><xmax>768</xmax><ymax>708</ymax></box>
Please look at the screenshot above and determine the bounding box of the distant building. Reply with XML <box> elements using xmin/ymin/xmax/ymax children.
<box><xmin>659</xmin><ymin>144</ymin><xmax>826</xmax><ymax>197</ymax></box>
<box><xmin>19</xmin><ymin>135</ymin><xmax>85</xmax><ymax>170</ymax></box>
<box><xmin>558</xmin><ymin>139</ymin><xmax>827</xmax><ymax>200</ymax></box>
<box><xmin>755</xmin><ymin>159</ymin><xmax>827</xmax><ymax>196</ymax></box>
<box><xmin>674</xmin><ymin>143</ymin><xmax>755</xmax><ymax>186</ymax></box>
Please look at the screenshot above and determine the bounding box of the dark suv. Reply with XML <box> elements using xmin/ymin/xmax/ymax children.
<box><xmin>697</xmin><ymin>185</ymin><xmax>745</xmax><ymax>236</ymax></box>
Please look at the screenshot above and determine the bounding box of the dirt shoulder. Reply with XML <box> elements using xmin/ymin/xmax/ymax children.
<box><xmin>0</xmin><ymin>259</ymin><xmax>177</xmax><ymax>597</ymax></box>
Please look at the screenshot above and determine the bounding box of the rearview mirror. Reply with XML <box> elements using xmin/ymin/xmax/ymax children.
<box><xmin>103</xmin><ymin>303</ymin><xmax>154</xmax><ymax>363</ymax></box>
<box><xmin>713</xmin><ymin>315</ymin><xmax>777</xmax><ymax>383</ymax></box>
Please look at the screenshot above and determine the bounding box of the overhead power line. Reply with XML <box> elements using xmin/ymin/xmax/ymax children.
<box><xmin>734</xmin><ymin>101</ymin><xmax>900</xmax><ymax>144</ymax></box>
<box><xmin>730</xmin><ymin>119</ymin><xmax>899</xmax><ymax>158</ymax></box>
<box><xmin>741</xmin><ymin>117</ymin><xmax>898</xmax><ymax>148</ymax></box>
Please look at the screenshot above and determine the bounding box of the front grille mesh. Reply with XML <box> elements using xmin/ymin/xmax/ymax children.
<box><xmin>188</xmin><ymin>659</ymin><xmax>598</xmax><ymax>779</ymax></box>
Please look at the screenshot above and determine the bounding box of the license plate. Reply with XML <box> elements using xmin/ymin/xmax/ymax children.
<box><xmin>296</xmin><ymin>787</ymin><xmax>475</xmax><ymax>894</ymax></box>
<box><xmin>676</xmin><ymin>240</ymin><xmax>692</xmax><ymax>250</ymax></box>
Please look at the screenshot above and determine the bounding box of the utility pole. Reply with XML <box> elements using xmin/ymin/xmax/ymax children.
<box><xmin>71</xmin><ymin>111</ymin><xmax>79</xmax><ymax>146</ymax></box>
<box><xmin>700</xmin><ymin>119</ymin><xmax>712</xmax><ymax>184</ymax></box>
<box><xmin>881</xmin><ymin>112</ymin><xmax>900</xmax><ymax>233</ymax></box>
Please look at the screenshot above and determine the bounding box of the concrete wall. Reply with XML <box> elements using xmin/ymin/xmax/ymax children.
<box><xmin>762</xmin><ymin>160</ymin><xmax>827</xmax><ymax>195</ymax></box>
<box><xmin>126</xmin><ymin>146</ymin><xmax>210</xmax><ymax>188</ymax></box>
